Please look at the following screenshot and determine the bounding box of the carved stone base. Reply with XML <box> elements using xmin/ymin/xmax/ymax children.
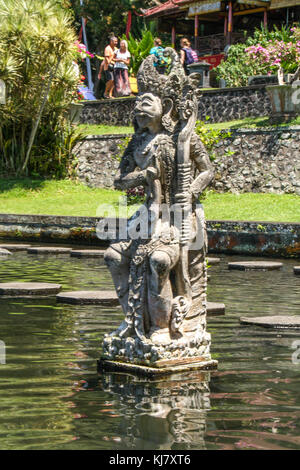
<box><xmin>98</xmin><ymin>357</ymin><xmax>218</xmax><ymax>377</ymax></box>
<box><xmin>102</xmin><ymin>328</ymin><xmax>211</xmax><ymax>364</ymax></box>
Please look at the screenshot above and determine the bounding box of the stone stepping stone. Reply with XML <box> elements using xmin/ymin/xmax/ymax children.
<box><xmin>240</xmin><ymin>316</ymin><xmax>300</xmax><ymax>329</ymax></box>
<box><xmin>0</xmin><ymin>282</ymin><xmax>62</xmax><ymax>297</ymax></box>
<box><xmin>0</xmin><ymin>244</ymin><xmax>30</xmax><ymax>252</ymax></box>
<box><xmin>228</xmin><ymin>261</ymin><xmax>283</xmax><ymax>271</ymax></box>
<box><xmin>207</xmin><ymin>257</ymin><xmax>221</xmax><ymax>265</ymax></box>
<box><xmin>27</xmin><ymin>247</ymin><xmax>72</xmax><ymax>254</ymax></box>
<box><xmin>207</xmin><ymin>302</ymin><xmax>225</xmax><ymax>316</ymax></box>
<box><xmin>56</xmin><ymin>290</ymin><xmax>120</xmax><ymax>306</ymax></box>
<box><xmin>0</xmin><ymin>248</ymin><xmax>12</xmax><ymax>256</ymax></box>
<box><xmin>294</xmin><ymin>266</ymin><xmax>300</xmax><ymax>275</ymax></box>
<box><xmin>70</xmin><ymin>250</ymin><xmax>105</xmax><ymax>258</ymax></box>
<box><xmin>56</xmin><ymin>290</ymin><xmax>225</xmax><ymax>318</ymax></box>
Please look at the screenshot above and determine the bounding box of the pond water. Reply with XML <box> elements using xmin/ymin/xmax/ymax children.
<box><xmin>0</xmin><ymin>247</ymin><xmax>299</xmax><ymax>450</ymax></box>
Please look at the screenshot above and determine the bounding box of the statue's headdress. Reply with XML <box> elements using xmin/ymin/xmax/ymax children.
<box><xmin>136</xmin><ymin>48</ymin><xmax>200</xmax><ymax>130</ymax></box>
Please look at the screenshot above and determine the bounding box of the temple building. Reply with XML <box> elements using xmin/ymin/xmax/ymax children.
<box><xmin>143</xmin><ymin>0</ymin><xmax>300</xmax><ymax>67</ymax></box>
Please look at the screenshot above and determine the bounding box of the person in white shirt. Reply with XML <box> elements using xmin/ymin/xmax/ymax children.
<box><xmin>113</xmin><ymin>39</ymin><xmax>132</xmax><ymax>97</ymax></box>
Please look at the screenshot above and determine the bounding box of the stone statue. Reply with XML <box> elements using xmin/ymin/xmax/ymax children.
<box><xmin>100</xmin><ymin>49</ymin><xmax>217</xmax><ymax>374</ymax></box>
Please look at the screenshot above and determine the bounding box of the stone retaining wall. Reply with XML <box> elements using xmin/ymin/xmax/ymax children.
<box><xmin>80</xmin><ymin>85</ymin><xmax>271</xmax><ymax>125</ymax></box>
<box><xmin>74</xmin><ymin>135</ymin><xmax>125</xmax><ymax>188</ymax></box>
<box><xmin>198</xmin><ymin>85</ymin><xmax>272</xmax><ymax>123</ymax></box>
<box><xmin>75</xmin><ymin>128</ymin><xmax>300</xmax><ymax>195</ymax></box>
<box><xmin>212</xmin><ymin>128</ymin><xmax>300</xmax><ymax>195</ymax></box>
<box><xmin>81</xmin><ymin>98</ymin><xmax>136</xmax><ymax>126</ymax></box>
<box><xmin>0</xmin><ymin>214</ymin><xmax>298</xmax><ymax>258</ymax></box>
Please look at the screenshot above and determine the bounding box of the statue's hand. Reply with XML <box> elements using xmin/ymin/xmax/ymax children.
<box><xmin>146</xmin><ymin>166</ymin><xmax>159</xmax><ymax>181</ymax></box>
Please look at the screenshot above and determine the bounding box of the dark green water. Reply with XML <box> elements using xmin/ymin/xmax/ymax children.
<box><xmin>0</xmin><ymin>248</ymin><xmax>299</xmax><ymax>450</ymax></box>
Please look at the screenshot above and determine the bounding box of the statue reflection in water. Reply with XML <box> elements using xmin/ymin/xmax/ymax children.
<box><xmin>99</xmin><ymin>371</ymin><xmax>211</xmax><ymax>450</ymax></box>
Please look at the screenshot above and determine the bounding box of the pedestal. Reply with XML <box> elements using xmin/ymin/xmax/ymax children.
<box><xmin>98</xmin><ymin>357</ymin><xmax>218</xmax><ymax>378</ymax></box>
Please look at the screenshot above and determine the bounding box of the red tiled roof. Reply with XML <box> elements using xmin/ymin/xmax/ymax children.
<box><xmin>143</xmin><ymin>0</ymin><xmax>189</xmax><ymax>18</ymax></box>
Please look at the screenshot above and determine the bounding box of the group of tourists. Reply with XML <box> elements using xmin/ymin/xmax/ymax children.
<box><xmin>150</xmin><ymin>37</ymin><xmax>198</xmax><ymax>75</ymax></box>
<box><xmin>99</xmin><ymin>36</ymin><xmax>132</xmax><ymax>99</ymax></box>
<box><xmin>99</xmin><ymin>35</ymin><xmax>199</xmax><ymax>99</ymax></box>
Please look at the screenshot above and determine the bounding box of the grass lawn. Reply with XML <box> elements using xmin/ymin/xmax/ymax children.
<box><xmin>0</xmin><ymin>179</ymin><xmax>299</xmax><ymax>222</ymax></box>
<box><xmin>206</xmin><ymin>116</ymin><xmax>300</xmax><ymax>131</ymax></box>
<box><xmin>77</xmin><ymin>116</ymin><xmax>300</xmax><ymax>137</ymax></box>
<box><xmin>77</xmin><ymin>124</ymin><xmax>133</xmax><ymax>135</ymax></box>
<box><xmin>203</xmin><ymin>191</ymin><xmax>300</xmax><ymax>223</ymax></box>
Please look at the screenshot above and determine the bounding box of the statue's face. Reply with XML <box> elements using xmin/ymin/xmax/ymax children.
<box><xmin>134</xmin><ymin>93</ymin><xmax>163</xmax><ymax>132</ymax></box>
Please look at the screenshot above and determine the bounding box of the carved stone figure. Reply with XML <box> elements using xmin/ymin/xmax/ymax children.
<box><xmin>100</xmin><ymin>49</ymin><xmax>217</xmax><ymax>374</ymax></box>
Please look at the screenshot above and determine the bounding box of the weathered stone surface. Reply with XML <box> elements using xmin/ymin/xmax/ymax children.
<box><xmin>56</xmin><ymin>290</ymin><xmax>120</xmax><ymax>305</ymax></box>
<box><xmin>80</xmin><ymin>97</ymin><xmax>136</xmax><ymax>127</ymax></box>
<box><xmin>75</xmin><ymin>128</ymin><xmax>300</xmax><ymax>194</ymax></box>
<box><xmin>70</xmin><ymin>249</ymin><xmax>105</xmax><ymax>258</ymax></box>
<box><xmin>207</xmin><ymin>220</ymin><xmax>300</xmax><ymax>258</ymax></box>
<box><xmin>198</xmin><ymin>85</ymin><xmax>272</xmax><ymax>123</ymax></box>
<box><xmin>0</xmin><ymin>282</ymin><xmax>61</xmax><ymax>297</ymax></box>
<box><xmin>212</xmin><ymin>128</ymin><xmax>300</xmax><ymax>194</ymax></box>
<box><xmin>74</xmin><ymin>135</ymin><xmax>123</xmax><ymax>188</ymax></box>
<box><xmin>0</xmin><ymin>248</ymin><xmax>12</xmax><ymax>256</ymax></box>
<box><xmin>98</xmin><ymin>358</ymin><xmax>218</xmax><ymax>377</ymax></box>
<box><xmin>56</xmin><ymin>290</ymin><xmax>224</xmax><ymax>318</ymax></box>
<box><xmin>207</xmin><ymin>302</ymin><xmax>225</xmax><ymax>316</ymax></box>
<box><xmin>207</xmin><ymin>257</ymin><xmax>221</xmax><ymax>265</ymax></box>
<box><xmin>80</xmin><ymin>85</ymin><xmax>272</xmax><ymax>127</ymax></box>
<box><xmin>240</xmin><ymin>316</ymin><xmax>300</xmax><ymax>329</ymax></box>
<box><xmin>228</xmin><ymin>261</ymin><xmax>283</xmax><ymax>270</ymax></box>
<box><xmin>0</xmin><ymin>215</ymin><xmax>298</xmax><ymax>258</ymax></box>
<box><xmin>27</xmin><ymin>247</ymin><xmax>72</xmax><ymax>254</ymax></box>
<box><xmin>101</xmin><ymin>50</ymin><xmax>216</xmax><ymax>372</ymax></box>
<box><xmin>98</xmin><ymin>359</ymin><xmax>218</xmax><ymax>377</ymax></box>
<box><xmin>294</xmin><ymin>266</ymin><xmax>300</xmax><ymax>275</ymax></box>
<box><xmin>0</xmin><ymin>244</ymin><xmax>30</xmax><ymax>251</ymax></box>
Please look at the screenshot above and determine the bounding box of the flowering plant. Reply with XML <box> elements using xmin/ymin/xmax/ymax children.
<box><xmin>126</xmin><ymin>187</ymin><xmax>145</xmax><ymax>205</ymax></box>
<box><xmin>216</xmin><ymin>26</ymin><xmax>300</xmax><ymax>87</ymax></box>
<box><xmin>246</xmin><ymin>26</ymin><xmax>300</xmax><ymax>84</ymax></box>
<box><xmin>73</xmin><ymin>41</ymin><xmax>94</xmax><ymax>59</ymax></box>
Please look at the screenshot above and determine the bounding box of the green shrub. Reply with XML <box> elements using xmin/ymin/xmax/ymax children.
<box><xmin>215</xmin><ymin>25</ymin><xmax>300</xmax><ymax>87</ymax></box>
<box><xmin>195</xmin><ymin>118</ymin><xmax>232</xmax><ymax>161</ymax></box>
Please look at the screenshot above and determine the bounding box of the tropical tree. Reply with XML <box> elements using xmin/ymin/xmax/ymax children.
<box><xmin>67</xmin><ymin>0</ymin><xmax>156</xmax><ymax>94</ymax></box>
<box><xmin>125</xmin><ymin>30</ymin><xmax>154</xmax><ymax>76</ymax></box>
<box><xmin>0</xmin><ymin>0</ymin><xmax>82</xmax><ymax>176</ymax></box>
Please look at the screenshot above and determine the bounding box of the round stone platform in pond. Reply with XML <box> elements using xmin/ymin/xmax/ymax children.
<box><xmin>207</xmin><ymin>257</ymin><xmax>221</xmax><ymax>265</ymax></box>
<box><xmin>207</xmin><ymin>302</ymin><xmax>225</xmax><ymax>316</ymax></box>
<box><xmin>228</xmin><ymin>261</ymin><xmax>283</xmax><ymax>271</ymax></box>
<box><xmin>27</xmin><ymin>247</ymin><xmax>72</xmax><ymax>254</ymax></box>
<box><xmin>70</xmin><ymin>250</ymin><xmax>105</xmax><ymax>258</ymax></box>
<box><xmin>240</xmin><ymin>316</ymin><xmax>300</xmax><ymax>329</ymax></box>
<box><xmin>0</xmin><ymin>282</ymin><xmax>62</xmax><ymax>297</ymax></box>
<box><xmin>56</xmin><ymin>290</ymin><xmax>120</xmax><ymax>306</ymax></box>
<box><xmin>0</xmin><ymin>244</ymin><xmax>30</xmax><ymax>252</ymax></box>
<box><xmin>0</xmin><ymin>248</ymin><xmax>12</xmax><ymax>256</ymax></box>
<box><xmin>294</xmin><ymin>267</ymin><xmax>300</xmax><ymax>275</ymax></box>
